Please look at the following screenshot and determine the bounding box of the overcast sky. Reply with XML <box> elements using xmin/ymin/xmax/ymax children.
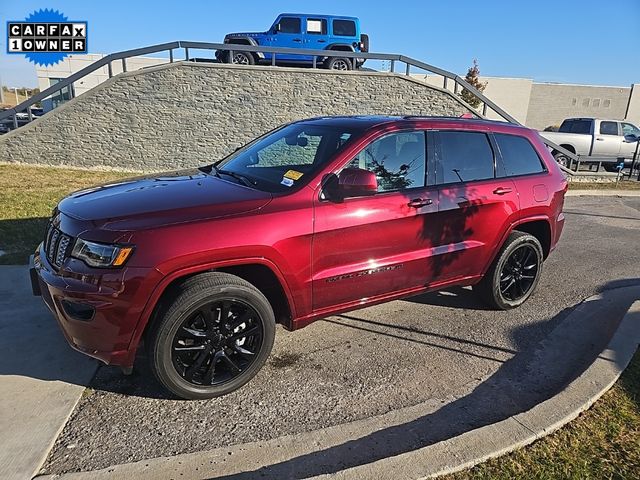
<box><xmin>1</xmin><ymin>0</ymin><xmax>639</xmax><ymax>88</ymax></box>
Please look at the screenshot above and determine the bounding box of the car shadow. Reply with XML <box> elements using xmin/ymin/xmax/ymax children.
<box><xmin>403</xmin><ymin>286</ymin><xmax>493</xmax><ymax>310</ymax></box>
<box><xmin>206</xmin><ymin>279</ymin><xmax>640</xmax><ymax>480</ymax></box>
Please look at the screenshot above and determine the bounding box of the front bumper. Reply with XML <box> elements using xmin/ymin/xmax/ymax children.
<box><xmin>30</xmin><ymin>245</ymin><xmax>158</xmax><ymax>367</ymax></box>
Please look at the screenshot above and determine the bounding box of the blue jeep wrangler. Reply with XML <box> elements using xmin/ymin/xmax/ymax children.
<box><xmin>216</xmin><ymin>13</ymin><xmax>369</xmax><ymax>70</ymax></box>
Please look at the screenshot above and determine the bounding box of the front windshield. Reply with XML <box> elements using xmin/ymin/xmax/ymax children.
<box><xmin>213</xmin><ymin>122</ymin><xmax>360</xmax><ymax>193</ymax></box>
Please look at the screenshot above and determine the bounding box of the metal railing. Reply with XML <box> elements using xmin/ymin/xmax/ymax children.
<box><xmin>0</xmin><ymin>40</ymin><xmax>579</xmax><ymax>166</ymax></box>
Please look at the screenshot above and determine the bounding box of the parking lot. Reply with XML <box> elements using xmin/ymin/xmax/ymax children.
<box><xmin>41</xmin><ymin>195</ymin><xmax>640</xmax><ymax>475</ymax></box>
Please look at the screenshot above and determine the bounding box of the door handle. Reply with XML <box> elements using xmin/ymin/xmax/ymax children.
<box><xmin>407</xmin><ymin>198</ymin><xmax>433</xmax><ymax>208</ymax></box>
<box><xmin>596</xmin><ymin>138</ymin><xmax>604</xmax><ymax>141</ymax></box>
<box><xmin>318</xmin><ymin>39</ymin><xmax>326</xmax><ymax>43</ymax></box>
<box><xmin>493</xmin><ymin>187</ymin><xmax>513</xmax><ymax>195</ymax></box>
<box><xmin>292</xmin><ymin>38</ymin><xmax>302</xmax><ymax>42</ymax></box>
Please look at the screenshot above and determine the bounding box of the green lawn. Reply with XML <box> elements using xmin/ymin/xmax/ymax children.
<box><xmin>0</xmin><ymin>164</ymin><xmax>132</xmax><ymax>264</ymax></box>
<box><xmin>568</xmin><ymin>180</ymin><xmax>640</xmax><ymax>190</ymax></box>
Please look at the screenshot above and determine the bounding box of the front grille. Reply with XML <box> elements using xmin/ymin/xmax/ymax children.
<box><xmin>44</xmin><ymin>223</ymin><xmax>73</xmax><ymax>268</ymax></box>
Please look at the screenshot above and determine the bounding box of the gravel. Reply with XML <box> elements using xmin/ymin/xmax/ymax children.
<box><xmin>42</xmin><ymin>196</ymin><xmax>640</xmax><ymax>474</ymax></box>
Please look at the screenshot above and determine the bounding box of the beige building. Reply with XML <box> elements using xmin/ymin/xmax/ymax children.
<box><xmin>37</xmin><ymin>54</ymin><xmax>640</xmax><ymax>129</ymax></box>
<box><xmin>416</xmin><ymin>74</ymin><xmax>640</xmax><ymax>129</ymax></box>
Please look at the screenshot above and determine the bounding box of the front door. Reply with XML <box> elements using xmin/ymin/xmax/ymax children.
<box><xmin>267</xmin><ymin>16</ymin><xmax>305</xmax><ymax>62</ymax></box>
<box><xmin>312</xmin><ymin>131</ymin><xmax>439</xmax><ymax>311</ymax></box>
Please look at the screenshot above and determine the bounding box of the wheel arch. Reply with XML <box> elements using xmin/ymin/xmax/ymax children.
<box><xmin>223</xmin><ymin>38</ymin><xmax>264</xmax><ymax>59</ymax></box>
<box><xmin>513</xmin><ymin>218</ymin><xmax>552</xmax><ymax>259</ymax></box>
<box><xmin>326</xmin><ymin>43</ymin><xmax>355</xmax><ymax>52</ymax></box>
<box><xmin>129</xmin><ymin>259</ymin><xmax>295</xmax><ymax>362</ymax></box>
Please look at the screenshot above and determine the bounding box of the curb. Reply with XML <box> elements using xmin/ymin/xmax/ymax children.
<box><xmin>37</xmin><ymin>290</ymin><xmax>640</xmax><ymax>480</ymax></box>
<box><xmin>566</xmin><ymin>189</ymin><xmax>640</xmax><ymax>197</ymax></box>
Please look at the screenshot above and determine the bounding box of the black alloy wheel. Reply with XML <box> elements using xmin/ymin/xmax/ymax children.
<box><xmin>473</xmin><ymin>231</ymin><xmax>543</xmax><ymax>310</ymax></box>
<box><xmin>498</xmin><ymin>244</ymin><xmax>539</xmax><ymax>302</ymax></box>
<box><xmin>171</xmin><ymin>299</ymin><xmax>263</xmax><ymax>386</ymax></box>
<box><xmin>148</xmin><ymin>272</ymin><xmax>275</xmax><ymax>400</ymax></box>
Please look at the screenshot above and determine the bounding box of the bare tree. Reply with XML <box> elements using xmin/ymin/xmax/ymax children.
<box><xmin>460</xmin><ymin>59</ymin><xmax>488</xmax><ymax>108</ymax></box>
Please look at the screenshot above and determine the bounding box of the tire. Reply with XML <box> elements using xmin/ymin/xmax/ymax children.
<box><xmin>325</xmin><ymin>56</ymin><xmax>352</xmax><ymax>71</ymax></box>
<box><xmin>226</xmin><ymin>50</ymin><xmax>255</xmax><ymax>66</ymax></box>
<box><xmin>147</xmin><ymin>272</ymin><xmax>275</xmax><ymax>400</ymax></box>
<box><xmin>473</xmin><ymin>231</ymin><xmax>544</xmax><ymax>310</ymax></box>
<box><xmin>553</xmin><ymin>151</ymin><xmax>571</xmax><ymax>168</ymax></box>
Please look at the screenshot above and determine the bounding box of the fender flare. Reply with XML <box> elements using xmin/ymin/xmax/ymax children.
<box><xmin>126</xmin><ymin>257</ymin><xmax>296</xmax><ymax>361</ymax></box>
<box><xmin>221</xmin><ymin>37</ymin><xmax>265</xmax><ymax>59</ymax></box>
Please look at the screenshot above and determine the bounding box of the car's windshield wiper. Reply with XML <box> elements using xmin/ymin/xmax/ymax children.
<box><xmin>218</xmin><ymin>169</ymin><xmax>256</xmax><ymax>187</ymax></box>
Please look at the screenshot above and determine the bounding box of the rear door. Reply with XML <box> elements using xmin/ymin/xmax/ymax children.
<box><xmin>592</xmin><ymin>120</ymin><xmax>622</xmax><ymax>157</ymax></box>
<box><xmin>432</xmin><ymin>129</ymin><xmax>519</xmax><ymax>281</ymax></box>
<box><xmin>304</xmin><ymin>17</ymin><xmax>328</xmax><ymax>53</ymax></box>
<box><xmin>312</xmin><ymin>130</ymin><xmax>439</xmax><ymax>311</ymax></box>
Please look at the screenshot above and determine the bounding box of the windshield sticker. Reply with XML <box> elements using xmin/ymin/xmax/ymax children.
<box><xmin>284</xmin><ymin>170</ymin><xmax>304</xmax><ymax>181</ymax></box>
<box><xmin>281</xmin><ymin>177</ymin><xmax>294</xmax><ymax>187</ymax></box>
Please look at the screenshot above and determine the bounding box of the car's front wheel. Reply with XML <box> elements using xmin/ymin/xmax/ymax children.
<box><xmin>473</xmin><ymin>231</ymin><xmax>543</xmax><ymax>310</ymax></box>
<box><xmin>226</xmin><ymin>50</ymin><xmax>255</xmax><ymax>66</ymax></box>
<box><xmin>147</xmin><ymin>272</ymin><xmax>275</xmax><ymax>400</ymax></box>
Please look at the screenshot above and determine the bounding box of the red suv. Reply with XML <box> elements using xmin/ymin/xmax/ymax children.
<box><xmin>31</xmin><ymin>116</ymin><xmax>567</xmax><ymax>399</ymax></box>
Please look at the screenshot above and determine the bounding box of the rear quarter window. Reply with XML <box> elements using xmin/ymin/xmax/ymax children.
<box><xmin>332</xmin><ymin>19</ymin><xmax>356</xmax><ymax>37</ymax></box>
<box><xmin>495</xmin><ymin>133</ymin><xmax>546</xmax><ymax>177</ymax></box>
<box><xmin>559</xmin><ymin>119</ymin><xmax>592</xmax><ymax>134</ymax></box>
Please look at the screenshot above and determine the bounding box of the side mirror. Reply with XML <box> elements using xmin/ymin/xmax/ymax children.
<box><xmin>274</xmin><ymin>23</ymin><xmax>281</xmax><ymax>33</ymax></box>
<box><xmin>338</xmin><ymin>168</ymin><xmax>377</xmax><ymax>197</ymax></box>
<box><xmin>624</xmin><ymin>134</ymin><xmax>640</xmax><ymax>143</ymax></box>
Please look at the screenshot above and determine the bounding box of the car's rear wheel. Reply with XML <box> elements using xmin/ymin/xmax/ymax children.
<box><xmin>147</xmin><ymin>272</ymin><xmax>275</xmax><ymax>400</ymax></box>
<box><xmin>325</xmin><ymin>57</ymin><xmax>352</xmax><ymax>70</ymax></box>
<box><xmin>473</xmin><ymin>231</ymin><xmax>543</xmax><ymax>310</ymax></box>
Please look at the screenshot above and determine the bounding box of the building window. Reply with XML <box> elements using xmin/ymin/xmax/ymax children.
<box><xmin>49</xmin><ymin>78</ymin><xmax>72</xmax><ymax>109</ymax></box>
<box><xmin>592</xmin><ymin>99</ymin><xmax>600</xmax><ymax>108</ymax></box>
<box><xmin>571</xmin><ymin>98</ymin><xmax>577</xmax><ymax>106</ymax></box>
<box><xmin>603</xmin><ymin>99</ymin><xmax>611</xmax><ymax>108</ymax></box>
<box><xmin>582</xmin><ymin>98</ymin><xmax>590</xmax><ymax>107</ymax></box>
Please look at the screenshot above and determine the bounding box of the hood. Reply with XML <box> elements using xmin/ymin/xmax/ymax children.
<box><xmin>58</xmin><ymin>168</ymin><xmax>272</xmax><ymax>231</ymax></box>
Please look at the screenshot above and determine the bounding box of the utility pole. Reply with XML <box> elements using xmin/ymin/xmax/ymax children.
<box><xmin>0</xmin><ymin>74</ymin><xmax>4</xmax><ymax>105</ymax></box>
<box><xmin>14</xmin><ymin>88</ymin><xmax>19</xmax><ymax>105</ymax></box>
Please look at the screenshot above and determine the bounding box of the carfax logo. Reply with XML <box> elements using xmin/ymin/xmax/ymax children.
<box><xmin>6</xmin><ymin>9</ymin><xmax>87</xmax><ymax>66</ymax></box>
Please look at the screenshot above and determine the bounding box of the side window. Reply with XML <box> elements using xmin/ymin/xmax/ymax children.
<box><xmin>279</xmin><ymin>17</ymin><xmax>301</xmax><ymax>34</ymax></box>
<box><xmin>495</xmin><ymin>133</ymin><xmax>546</xmax><ymax>177</ymax></box>
<box><xmin>560</xmin><ymin>120</ymin><xmax>591</xmax><ymax>134</ymax></box>
<box><xmin>306</xmin><ymin>18</ymin><xmax>327</xmax><ymax>35</ymax></box>
<box><xmin>622</xmin><ymin>122</ymin><xmax>640</xmax><ymax>136</ymax></box>
<box><xmin>436</xmin><ymin>131</ymin><xmax>494</xmax><ymax>184</ymax></box>
<box><xmin>599</xmin><ymin>121</ymin><xmax>619</xmax><ymax>136</ymax></box>
<box><xmin>348</xmin><ymin>132</ymin><xmax>426</xmax><ymax>193</ymax></box>
<box><xmin>333</xmin><ymin>19</ymin><xmax>356</xmax><ymax>37</ymax></box>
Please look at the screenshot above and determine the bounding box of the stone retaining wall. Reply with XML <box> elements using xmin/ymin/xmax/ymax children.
<box><xmin>0</xmin><ymin>62</ymin><xmax>472</xmax><ymax>171</ymax></box>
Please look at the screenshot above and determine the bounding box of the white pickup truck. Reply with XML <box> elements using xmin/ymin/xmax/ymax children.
<box><xmin>540</xmin><ymin>118</ymin><xmax>640</xmax><ymax>171</ymax></box>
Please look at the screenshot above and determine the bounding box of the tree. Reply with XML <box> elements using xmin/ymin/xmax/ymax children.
<box><xmin>460</xmin><ymin>59</ymin><xmax>488</xmax><ymax>108</ymax></box>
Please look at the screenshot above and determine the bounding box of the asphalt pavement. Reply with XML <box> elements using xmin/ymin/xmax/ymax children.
<box><xmin>24</xmin><ymin>196</ymin><xmax>640</xmax><ymax>475</ymax></box>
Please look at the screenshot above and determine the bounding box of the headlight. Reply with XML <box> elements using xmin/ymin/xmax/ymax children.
<box><xmin>71</xmin><ymin>238</ymin><xmax>134</xmax><ymax>268</ymax></box>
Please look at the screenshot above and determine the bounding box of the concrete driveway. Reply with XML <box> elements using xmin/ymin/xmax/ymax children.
<box><xmin>5</xmin><ymin>195</ymin><xmax>640</xmax><ymax>477</ymax></box>
<box><xmin>0</xmin><ymin>267</ymin><xmax>97</xmax><ymax>480</ymax></box>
